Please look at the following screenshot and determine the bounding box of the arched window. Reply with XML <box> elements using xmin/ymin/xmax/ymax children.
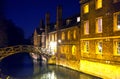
<box><xmin>72</xmin><ymin>45</ymin><xmax>76</xmax><ymax>55</ymax></box>
<box><xmin>68</xmin><ymin>31</ymin><xmax>71</xmax><ymax>40</ymax></box>
<box><xmin>61</xmin><ymin>32</ymin><xmax>65</xmax><ymax>40</ymax></box>
<box><xmin>73</xmin><ymin>30</ymin><xmax>76</xmax><ymax>39</ymax></box>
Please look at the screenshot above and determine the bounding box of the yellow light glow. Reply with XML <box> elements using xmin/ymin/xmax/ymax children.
<box><xmin>84</xmin><ymin>4</ymin><xmax>89</xmax><ymax>13</ymax></box>
<box><xmin>58</xmin><ymin>39</ymin><xmax>61</xmax><ymax>43</ymax></box>
<box><xmin>50</xmin><ymin>42</ymin><xmax>57</xmax><ymax>55</ymax></box>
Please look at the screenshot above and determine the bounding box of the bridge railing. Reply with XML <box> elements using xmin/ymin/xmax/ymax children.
<box><xmin>0</xmin><ymin>45</ymin><xmax>53</xmax><ymax>60</ymax></box>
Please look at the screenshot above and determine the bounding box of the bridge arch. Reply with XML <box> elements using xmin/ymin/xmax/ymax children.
<box><xmin>0</xmin><ymin>45</ymin><xmax>52</xmax><ymax>61</ymax></box>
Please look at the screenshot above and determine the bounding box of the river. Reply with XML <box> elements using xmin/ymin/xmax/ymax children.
<box><xmin>0</xmin><ymin>53</ymin><xmax>102</xmax><ymax>79</ymax></box>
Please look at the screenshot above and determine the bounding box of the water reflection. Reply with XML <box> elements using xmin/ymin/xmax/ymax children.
<box><xmin>0</xmin><ymin>53</ymin><xmax>102</xmax><ymax>79</ymax></box>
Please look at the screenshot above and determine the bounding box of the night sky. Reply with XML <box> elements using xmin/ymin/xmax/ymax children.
<box><xmin>4</xmin><ymin>0</ymin><xmax>80</xmax><ymax>38</ymax></box>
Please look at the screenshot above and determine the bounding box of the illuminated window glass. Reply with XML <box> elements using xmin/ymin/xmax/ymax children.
<box><xmin>96</xmin><ymin>17</ymin><xmax>102</xmax><ymax>33</ymax></box>
<box><xmin>52</xmin><ymin>34</ymin><xmax>54</xmax><ymax>41</ymax></box>
<box><xmin>55</xmin><ymin>33</ymin><xmax>57</xmax><ymax>41</ymax></box>
<box><xmin>113</xmin><ymin>0</ymin><xmax>120</xmax><ymax>3</ymax></box>
<box><xmin>77</xmin><ymin>17</ymin><xmax>80</xmax><ymax>22</ymax></box>
<box><xmin>73</xmin><ymin>30</ymin><xmax>76</xmax><ymax>39</ymax></box>
<box><xmin>96</xmin><ymin>41</ymin><xmax>102</xmax><ymax>54</ymax></box>
<box><xmin>72</xmin><ymin>45</ymin><xmax>76</xmax><ymax>55</ymax></box>
<box><xmin>84</xmin><ymin>41</ymin><xmax>89</xmax><ymax>53</ymax></box>
<box><xmin>61</xmin><ymin>32</ymin><xmax>65</xmax><ymax>40</ymax></box>
<box><xmin>114</xmin><ymin>12</ymin><xmax>120</xmax><ymax>31</ymax></box>
<box><xmin>83</xmin><ymin>4</ymin><xmax>89</xmax><ymax>14</ymax></box>
<box><xmin>84</xmin><ymin>20</ymin><xmax>89</xmax><ymax>35</ymax></box>
<box><xmin>96</xmin><ymin>0</ymin><xmax>102</xmax><ymax>9</ymax></box>
<box><xmin>114</xmin><ymin>41</ymin><xmax>120</xmax><ymax>55</ymax></box>
<box><xmin>68</xmin><ymin>31</ymin><xmax>71</xmax><ymax>40</ymax></box>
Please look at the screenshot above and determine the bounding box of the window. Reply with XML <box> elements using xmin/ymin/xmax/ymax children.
<box><xmin>84</xmin><ymin>41</ymin><xmax>89</xmax><ymax>53</ymax></box>
<box><xmin>68</xmin><ymin>31</ymin><xmax>71</xmax><ymax>40</ymax></box>
<box><xmin>113</xmin><ymin>41</ymin><xmax>120</xmax><ymax>55</ymax></box>
<box><xmin>61</xmin><ymin>32</ymin><xmax>65</xmax><ymax>40</ymax></box>
<box><xmin>55</xmin><ymin>33</ymin><xmax>57</xmax><ymax>41</ymax></box>
<box><xmin>72</xmin><ymin>45</ymin><xmax>76</xmax><ymax>55</ymax></box>
<box><xmin>77</xmin><ymin>17</ymin><xmax>80</xmax><ymax>22</ymax></box>
<box><xmin>96</xmin><ymin>17</ymin><xmax>102</xmax><ymax>33</ymax></box>
<box><xmin>113</xmin><ymin>0</ymin><xmax>120</xmax><ymax>3</ymax></box>
<box><xmin>66</xmin><ymin>19</ymin><xmax>71</xmax><ymax>25</ymax></box>
<box><xmin>83</xmin><ymin>4</ymin><xmax>89</xmax><ymax>14</ymax></box>
<box><xmin>73</xmin><ymin>30</ymin><xmax>77</xmax><ymax>39</ymax></box>
<box><xmin>113</xmin><ymin>12</ymin><xmax>120</xmax><ymax>31</ymax></box>
<box><xmin>96</xmin><ymin>41</ymin><xmax>102</xmax><ymax>54</ymax></box>
<box><xmin>52</xmin><ymin>34</ymin><xmax>54</xmax><ymax>41</ymax></box>
<box><xmin>84</xmin><ymin>20</ymin><xmax>89</xmax><ymax>35</ymax></box>
<box><xmin>96</xmin><ymin>0</ymin><xmax>102</xmax><ymax>9</ymax></box>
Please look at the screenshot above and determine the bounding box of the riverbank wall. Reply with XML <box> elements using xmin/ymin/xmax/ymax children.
<box><xmin>48</xmin><ymin>57</ymin><xmax>120</xmax><ymax>79</ymax></box>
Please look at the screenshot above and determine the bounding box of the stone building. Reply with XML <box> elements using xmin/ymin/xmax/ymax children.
<box><xmin>33</xmin><ymin>20</ymin><xmax>45</xmax><ymax>47</ymax></box>
<box><xmin>33</xmin><ymin>0</ymin><xmax>120</xmax><ymax>78</ymax></box>
<box><xmin>45</xmin><ymin>6</ymin><xmax>80</xmax><ymax>66</ymax></box>
<box><xmin>80</xmin><ymin>0</ymin><xmax>120</xmax><ymax>78</ymax></box>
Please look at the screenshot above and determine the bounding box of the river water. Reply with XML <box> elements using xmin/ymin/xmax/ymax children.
<box><xmin>0</xmin><ymin>53</ymin><xmax>102</xmax><ymax>79</ymax></box>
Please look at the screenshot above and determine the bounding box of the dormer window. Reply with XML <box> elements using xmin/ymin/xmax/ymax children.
<box><xmin>66</xmin><ymin>19</ymin><xmax>71</xmax><ymax>25</ymax></box>
<box><xmin>77</xmin><ymin>17</ymin><xmax>80</xmax><ymax>22</ymax></box>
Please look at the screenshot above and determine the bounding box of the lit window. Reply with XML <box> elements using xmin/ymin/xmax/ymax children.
<box><xmin>113</xmin><ymin>41</ymin><xmax>120</xmax><ymax>55</ymax></box>
<box><xmin>84</xmin><ymin>20</ymin><xmax>89</xmax><ymax>35</ymax></box>
<box><xmin>61</xmin><ymin>32</ymin><xmax>65</xmax><ymax>40</ymax></box>
<box><xmin>77</xmin><ymin>17</ymin><xmax>80</xmax><ymax>22</ymax></box>
<box><xmin>96</xmin><ymin>17</ymin><xmax>102</xmax><ymax>33</ymax></box>
<box><xmin>96</xmin><ymin>41</ymin><xmax>102</xmax><ymax>54</ymax></box>
<box><xmin>66</xmin><ymin>19</ymin><xmax>71</xmax><ymax>25</ymax></box>
<box><xmin>72</xmin><ymin>45</ymin><xmax>76</xmax><ymax>55</ymax></box>
<box><xmin>84</xmin><ymin>41</ymin><xmax>89</xmax><ymax>53</ymax></box>
<box><xmin>113</xmin><ymin>0</ymin><xmax>120</xmax><ymax>3</ymax></box>
<box><xmin>96</xmin><ymin>0</ymin><xmax>102</xmax><ymax>9</ymax></box>
<box><xmin>68</xmin><ymin>31</ymin><xmax>71</xmax><ymax>40</ymax></box>
<box><xmin>73</xmin><ymin>30</ymin><xmax>76</xmax><ymax>39</ymax></box>
<box><xmin>113</xmin><ymin>12</ymin><xmax>120</xmax><ymax>31</ymax></box>
<box><xmin>55</xmin><ymin>33</ymin><xmax>57</xmax><ymax>41</ymax></box>
<box><xmin>83</xmin><ymin>4</ymin><xmax>89</xmax><ymax>14</ymax></box>
<box><xmin>52</xmin><ymin>34</ymin><xmax>54</xmax><ymax>41</ymax></box>
<box><xmin>60</xmin><ymin>46</ymin><xmax>64</xmax><ymax>54</ymax></box>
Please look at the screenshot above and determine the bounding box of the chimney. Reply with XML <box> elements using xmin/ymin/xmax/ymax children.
<box><xmin>56</xmin><ymin>5</ymin><xmax>62</xmax><ymax>30</ymax></box>
<box><xmin>45</xmin><ymin>12</ymin><xmax>50</xmax><ymax>48</ymax></box>
<box><xmin>45</xmin><ymin>12</ymin><xmax>50</xmax><ymax>33</ymax></box>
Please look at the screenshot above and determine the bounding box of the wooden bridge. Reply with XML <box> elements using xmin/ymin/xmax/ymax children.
<box><xmin>0</xmin><ymin>45</ymin><xmax>53</xmax><ymax>61</ymax></box>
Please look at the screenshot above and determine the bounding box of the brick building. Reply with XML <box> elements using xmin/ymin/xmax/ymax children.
<box><xmin>80</xmin><ymin>0</ymin><xmax>120</xmax><ymax>78</ymax></box>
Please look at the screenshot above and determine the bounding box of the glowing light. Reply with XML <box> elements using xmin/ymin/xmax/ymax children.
<box><xmin>118</xmin><ymin>25</ymin><xmax>120</xmax><ymax>29</ymax></box>
<box><xmin>58</xmin><ymin>39</ymin><xmax>61</xmax><ymax>43</ymax></box>
<box><xmin>50</xmin><ymin>42</ymin><xmax>57</xmax><ymax>55</ymax></box>
<box><xmin>77</xmin><ymin>17</ymin><xmax>80</xmax><ymax>22</ymax></box>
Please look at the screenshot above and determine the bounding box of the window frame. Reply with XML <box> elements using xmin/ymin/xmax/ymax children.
<box><xmin>113</xmin><ymin>40</ymin><xmax>120</xmax><ymax>56</ymax></box>
<box><xmin>95</xmin><ymin>0</ymin><xmax>102</xmax><ymax>9</ymax></box>
<box><xmin>68</xmin><ymin>31</ymin><xmax>71</xmax><ymax>40</ymax></box>
<box><xmin>84</xmin><ymin>20</ymin><xmax>89</xmax><ymax>35</ymax></box>
<box><xmin>113</xmin><ymin>12</ymin><xmax>120</xmax><ymax>31</ymax></box>
<box><xmin>96</xmin><ymin>17</ymin><xmax>102</xmax><ymax>33</ymax></box>
<box><xmin>83</xmin><ymin>3</ymin><xmax>89</xmax><ymax>14</ymax></box>
<box><xmin>96</xmin><ymin>41</ymin><xmax>103</xmax><ymax>54</ymax></box>
<box><xmin>83</xmin><ymin>41</ymin><xmax>89</xmax><ymax>53</ymax></box>
<box><xmin>61</xmin><ymin>32</ymin><xmax>65</xmax><ymax>40</ymax></box>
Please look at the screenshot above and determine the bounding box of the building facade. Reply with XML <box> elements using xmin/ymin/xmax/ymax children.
<box><xmin>33</xmin><ymin>1</ymin><xmax>120</xmax><ymax>78</ymax></box>
<box><xmin>80</xmin><ymin>0</ymin><xmax>120</xmax><ymax>78</ymax></box>
<box><xmin>33</xmin><ymin>20</ymin><xmax>46</xmax><ymax>47</ymax></box>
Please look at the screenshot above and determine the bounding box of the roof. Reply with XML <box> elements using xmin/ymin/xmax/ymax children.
<box><xmin>49</xmin><ymin>13</ymin><xmax>80</xmax><ymax>32</ymax></box>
